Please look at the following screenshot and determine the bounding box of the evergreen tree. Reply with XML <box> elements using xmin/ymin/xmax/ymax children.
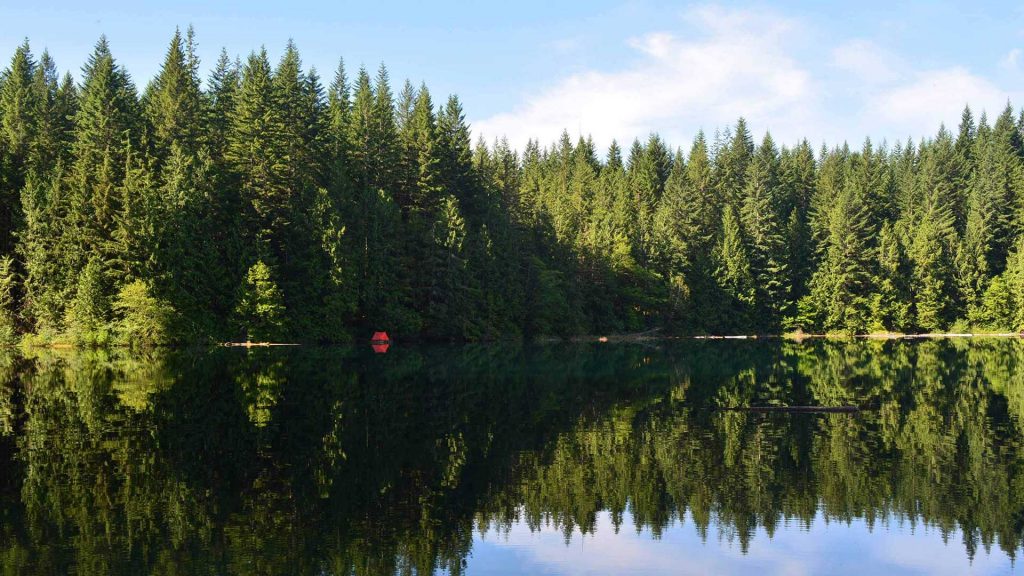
<box><xmin>0</xmin><ymin>256</ymin><xmax>17</xmax><ymax>342</ymax></box>
<box><xmin>425</xmin><ymin>195</ymin><xmax>469</xmax><ymax>338</ymax></box>
<box><xmin>778</xmin><ymin>140</ymin><xmax>816</xmax><ymax>303</ymax></box>
<box><xmin>626</xmin><ymin>138</ymin><xmax>660</xmax><ymax>265</ymax></box>
<box><xmin>347</xmin><ymin>65</ymin><xmax>416</xmax><ymax>333</ymax></box>
<box><xmin>227</xmin><ymin>48</ymin><xmax>288</xmax><ymax>256</ymax></box>
<box><xmin>871</xmin><ymin>222</ymin><xmax>912</xmax><ymax>331</ymax></box>
<box><xmin>112</xmin><ymin>279</ymin><xmax>176</xmax><ymax>347</ymax></box>
<box><xmin>233</xmin><ymin>260</ymin><xmax>286</xmax><ymax>341</ymax></box>
<box><xmin>740</xmin><ymin>133</ymin><xmax>788</xmax><ymax>327</ymax></box>
<box><xmin>715</xmin><ymin>205</ymin><xmax>754</xmax><ymax>330</ymax></box>
<box><xmin>715</xmin><ymin>118</ymin><xmax>754</xmax><ymax>207</ymax></box>
<box><xmin>800</xmin><ymin>175</ymin><xmax>874</xmax><ymax>333</ymax></box>
<box><xmin>144</xmin><ymin>27</ymin><xmax>204</xmax><ymax>161</ymax></box>
<box><xmin>207</xmin><ymin>49</ymin><xmax>240</xmax><ymax>163</ymax></box>
<box><xmin>0</xmin><ymin>41</ymin><xmax>37</xmax><ymax>255</ymax></box>
<box><xmin>909</xmin><ymin>140</ymin><xmax>959</xmax><ymax>331</ymax></box>
<box><xmin>65</xmin><ymin>255</ymin><xmax>111</xmax><ymax>344</ymax></box>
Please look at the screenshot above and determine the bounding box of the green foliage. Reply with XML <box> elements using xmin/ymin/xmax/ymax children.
<box><xmin>1</xmin><ymin>32</ymin><xmax>1024</xmax><ymax>342</ymax></box>
<box><xmin>715</xmin><ymin>205</ymin><xmax>755</xmax><ymax>329</ymax></box>
<box><xmin>799</xmin><ymin>165</ymin><xmax>874</xmax><ymax>333</ymax></box>
<box><xmin>980</xmin><ymin>237</ymin><xmax>1024</xmax><ymax>330</ymax></box>
<box><xmin>870</xmin><ymin>222</ymin><xmax>912</xmax><ymax>331</ymax></box>
<box><xmin>0</xmin><ymin>256</ymin><xmax>17</xmax><ymax>343</ymax></box>
<box><xmin>112</xmin><ymin>279</ymin><xmax>176</xmax><ymax>347</ymax></box>
<box><xmin>64</xmin><ymin>256</ymin><xmax>111</xmax><ymax>345</ymax></box>
<box><xmin>233</xmin><ymin>260</ymin><xmax>287</xmax><ymax>342</ymax></box>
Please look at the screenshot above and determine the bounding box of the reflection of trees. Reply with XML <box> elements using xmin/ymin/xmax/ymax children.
<box><xmin>0</xmin><ymin>340</ymin><xmax>1023</xmax><ymax>573</ymax></box>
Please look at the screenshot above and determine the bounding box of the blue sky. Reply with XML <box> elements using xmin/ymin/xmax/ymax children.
<box><xmin>465</xmin><ymin>510</ymin><xmax>1015</xmax><ymax>575</ymax></box>
<box><xmin>4</xmin><ymin>1</ymin><xmax>1024</xmax><ymax>152</ymax></box>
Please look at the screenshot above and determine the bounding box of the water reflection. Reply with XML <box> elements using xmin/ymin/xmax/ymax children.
<box><xmin>0</xmin><ymin>340</ymin><xmax>1022</xmax><ymax>574</ymax></box>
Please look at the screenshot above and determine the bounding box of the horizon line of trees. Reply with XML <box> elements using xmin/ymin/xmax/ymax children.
<box><xmin>3</xmin><ymin>29</ymin><xmax>1024</xmax><ymax>344</ymax></box>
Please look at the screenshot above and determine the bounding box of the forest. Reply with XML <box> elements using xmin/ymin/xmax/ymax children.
<box><xmin>3</xmin><ymin>29</ymin><xmax>1024</xmax><ymax>344</ymax></box>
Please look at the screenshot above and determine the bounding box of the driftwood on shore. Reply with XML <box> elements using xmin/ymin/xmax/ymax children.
<box><xmin>716</xmin><ymin>405</ymin><xmax>863</xmax><ymax>413</ymax></box>
<box><xmin>222</xmin><ymin>341</ymin><xmax>301</xmax><ymax>348</ymax></box>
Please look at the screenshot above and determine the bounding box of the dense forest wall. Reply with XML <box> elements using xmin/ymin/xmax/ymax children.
<box><xmin>2</xmin><ymin>30</ymin><xmax>1024</xmax><ymax>343</ymax></box>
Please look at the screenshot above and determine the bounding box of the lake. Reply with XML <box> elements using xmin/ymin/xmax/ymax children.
<box><xmin>0</xmin><ymin>339</ymin><xmax>1022</xmax><ymax>575</ymax></box>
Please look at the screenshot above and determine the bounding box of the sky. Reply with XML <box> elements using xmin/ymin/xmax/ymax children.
<box><xmin>465</xmin><ymin>510</ymin><xmax>1015</xmax><ymax>575</ymax></box>
<box><xmin>3</xmin><ymin>0</ymin><xmax>1024</xmax><ymax>154</ymax></box>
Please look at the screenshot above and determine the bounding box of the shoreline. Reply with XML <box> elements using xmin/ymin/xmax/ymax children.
<box><xmin>13</xmin><ymin>331</ymin><xmax>1024</xmax><ymax>350</ymax></box>
<box><xmin>564</xmin><ymin>331</ymin><xmax>1024</xmax><ymax>343</ymax></box>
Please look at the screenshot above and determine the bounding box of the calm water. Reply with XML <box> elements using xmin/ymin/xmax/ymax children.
<box><xmin>1</xmin><ymin>340</ymin><xmax>1023</xmax><ymax>575</ymax></box>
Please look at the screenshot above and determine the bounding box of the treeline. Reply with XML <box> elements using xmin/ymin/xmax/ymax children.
<box><xmin>3</xmin><ymin>31</ymin><xmax>1024</xmax><ymax>343</ymax></box>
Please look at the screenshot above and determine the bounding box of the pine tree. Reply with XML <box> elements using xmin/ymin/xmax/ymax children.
<box><xmin>44</xmin><ymin>36</ymin><xmax>144</xmax><ymax>335</ymax></box>
<box><xmin>715</xmin><ymin>118</ymin><xmax>754</xmax><ymax>207</ymax></box>
<box><xmin>651</xmin><ymin>148</ymin><xmax>690</xmax><ymax>326</ymax></box>
<box><xmin>740</xmin><ymin>133</ymin><xmax>788</xmax><ymax>327</ymax></box>
<box><xmin>437</xmin><ymin>95</ymin><xmax>478</xmax><ymax>218</ymax></box>
<box><xmin>227</xmin><ymin>48</ymin><xmax>289</xmax><ymax>256</ymax></box>
<box><xmin>65</xmin><ymin>255</ymin><xmax>111</xmax><ymax>344</ymax></box>
<box><xmin>112</xmin><ymin>279</ymin><xmax>176</xmax><ymax>347</ymax></box>
<box><xmin>234</xmin><ymin>260</ymin><xmax>287</xmax><ymax>341</ymax></box>
<box><xmin>871</xmin><ymin>222</ymin><xmax>912</xmax><ymax>331</ymax></box>
<box><xmin>207</xmin><ymin>49</ymin><xmax>240</xmax><ymax>164</ymax></box>
<box><xmin>953</xmin><ymin>106</ymin><xmax>977</xmax><ymax>231</ymax></box>
<box><xmin>0</xmin><ymin>41</ymin><xmax>37</xmax><ymax>255</ymax></box>
<box><xmin>347</xmin><ymin>65</ymin><xmax>417</xmax><ymax>333</ymax></box>
<box><xmin>425</xmin><ymin>195</ymin><xmax>468</xmax><ymax>338</ymax></box>
<box><xmin>0</xmin><ymin>256</ymin><xmax>17</xmax><ymax>342</ymax></box>
<box><xmin>406</xmin><ymin>84</ymin><xmax>443</xmax><ymax>220</ymax></box>
<box><xmin>800</xmin><ymin>174</ymin><xmax>874</xmax><ymax>333</ymax></box>
<box><xmin>68</xmin><ymin>36</ymin><xmax>141</xmax><ymax>252</ymax></box>
<box><xmin>715</xmin><ymin>205</ymin><xmax>754</xmax><ymax>330</ymax></box>
<box><xmin>325</xmin><ymin>58</ymin><xmax>353</xmax><ymax>200</ymax></box>
<box><xmin>19</xmin><ymin>165</ymin><xmax>70</xmax><ymax>331</ymax></box>
<box><xmin>144</xmin><ymin>27</ymin><xmax>204</xmax><ymax>161</ymax></box>
<box><xmin>28</xmin><ymin>51</ymin><xmax>73</xmax><ymax>176</ymax></box>
<box><xmin>778</xmin><ymin>140</ymin><xmax>816</xmax><ymax>303</ymax></box>
<box><xmin>908</xmin><ymin>138</ymin><xmax>959</xmax><ymax>330</ymax></box>
<box><xmin>626</xmin><ymin>138</ymin><xmax>659</xmax><ymax>265</ymax></box>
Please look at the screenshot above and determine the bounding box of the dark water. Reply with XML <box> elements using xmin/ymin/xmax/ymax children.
<box><xmin>1</xmin><ymin>340</ymin><xmax>1023</xmax><ymax>575</ymax></box>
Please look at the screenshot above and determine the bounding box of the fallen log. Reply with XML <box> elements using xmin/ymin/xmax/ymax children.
<box><xmin>716</xmin><ymin>405</ymin><xmax>862</xmax><ymax>413</ymax></box>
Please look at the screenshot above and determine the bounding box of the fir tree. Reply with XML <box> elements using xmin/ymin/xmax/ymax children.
<box><xmin>740</xmin><ymin>133</ymin><xmax>788</xmax><ymax>327</ymax></box>
<box><xmin>0</xmin><ymin>41</ymin><xmax>37</xmax><ymax>255</ymax></box>
<box><xmin>715</xmin><ymin>205</ymin><xmax>755</xmax><ymax>330</ymax></box>
<box><xmin>144</xmin><ymin>27</ymin><xmax>204</xmax><ymax>161</ymax></box>
<box><xmin>234</xmin><ymin>260</ymin><xmax>286</xmax><ymax>341</ymax></box>
<box><xmin>800</xmin><ymin>175</ymin><xmax>874</xmax><ymax>333</ymax></box>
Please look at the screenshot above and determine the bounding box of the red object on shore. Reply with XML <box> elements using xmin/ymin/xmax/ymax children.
<box><xmin>371</xmin><ymin>331</ymin><xmax>390</xmax><ymax>342</ymax></box>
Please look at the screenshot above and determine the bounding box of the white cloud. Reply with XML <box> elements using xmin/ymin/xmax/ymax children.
<box><xmin>870</xmin><ymin>68</ymin><xmax>1013</xmax><ymax>138</ymax></box>
<box><xmin>472</xmin><ymin>5</ymin><xmax>822</xmax><ymax>152</ymax></box>
<box><xmin>471</xmin><ymin>510</ymin><xmax>1015</xmax><ymax>575</ymax></box>
<box><xmin>471</xmin><ymin>5</ymin><xmax>1024</xmax><ymax>154</ymax></box>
